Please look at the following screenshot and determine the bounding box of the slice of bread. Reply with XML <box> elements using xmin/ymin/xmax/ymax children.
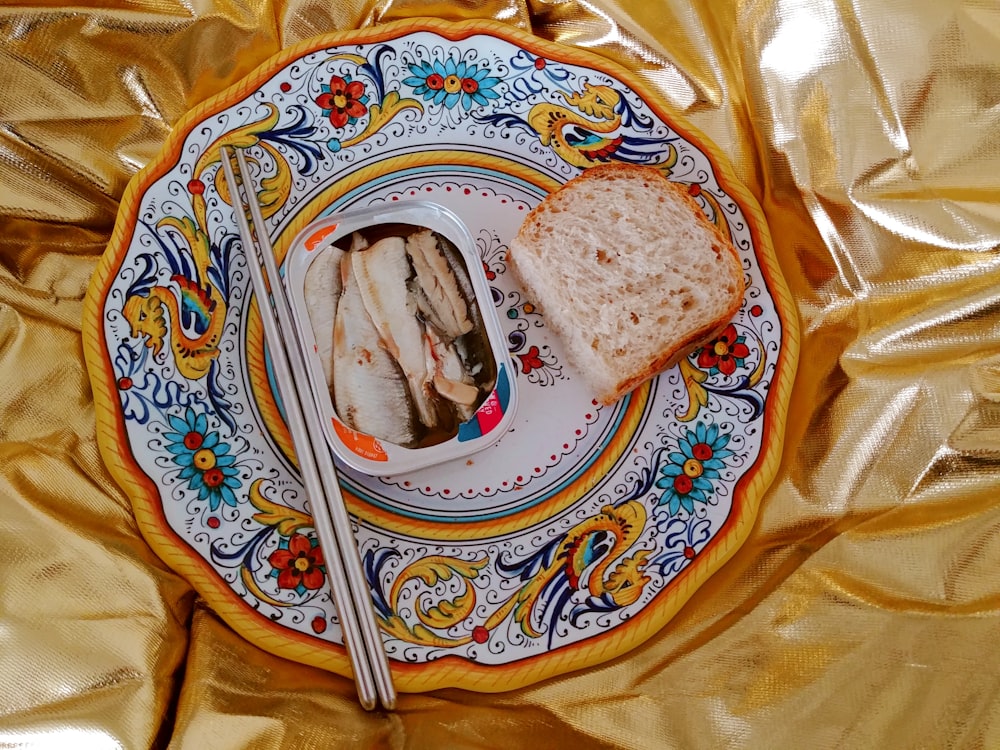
<box><xmin>508</xmin><ymin>163</ymin><xmax>744</xmax><ymax>404</ymax></box>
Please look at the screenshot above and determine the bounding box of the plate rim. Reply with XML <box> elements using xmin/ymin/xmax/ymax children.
<box><xmin>82</xmin><ymin>16</ymin><xmax>801</xmax><ymax>692</ymax></box>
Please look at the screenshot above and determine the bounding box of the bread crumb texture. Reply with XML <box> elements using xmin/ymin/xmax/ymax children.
<box><xmin>509</xmin><ymin>164</ymin><xmax>744</xmax><ymax>403</ymax></box>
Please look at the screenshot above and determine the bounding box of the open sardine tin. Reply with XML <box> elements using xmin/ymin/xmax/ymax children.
<box><xmin>285</xmin><ymin>202</ymin><xmax>518</xmax><ymax>476</ymax></box>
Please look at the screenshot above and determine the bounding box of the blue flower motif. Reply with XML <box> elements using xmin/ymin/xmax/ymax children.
<box><xmin>655</xmin><ymin>423</ymin><xmax>733</xmax><ymax>516</ymax></box>
<box><xmin>163</xmin><ymin>407</ymin><xmax>240</xmax><ymax>511</ymax></box>
<box><xmin>403</xmin><ymin>58</ymin><xmax>501</xmax><ymax>110</ymax></box>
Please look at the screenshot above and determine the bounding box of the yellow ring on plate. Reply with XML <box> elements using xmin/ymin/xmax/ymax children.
<box><xmin>245</xmin><ymin>149</ymin><xmax>649</xmax><ymax>540</ymax></box>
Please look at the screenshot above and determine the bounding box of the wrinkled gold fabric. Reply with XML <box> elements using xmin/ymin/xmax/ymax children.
<box><xmin>3</xmin><ymin>0</ymin><xmax>1000</xmax><ymax>747</ymax></box>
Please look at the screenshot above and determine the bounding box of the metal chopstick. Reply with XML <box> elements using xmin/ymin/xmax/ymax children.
<box><xmin>220</xmin><ymin>146</ymin><xmax>396</xmax><ymax>711</ymax></box>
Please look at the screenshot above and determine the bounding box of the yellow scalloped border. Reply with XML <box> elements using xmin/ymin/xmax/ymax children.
<box><xmin>82</xmin><ymin>17</ymin><xmax>800</xmax><ymax>694</ymax></box>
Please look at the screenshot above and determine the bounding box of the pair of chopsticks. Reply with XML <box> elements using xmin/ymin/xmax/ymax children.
<box><xmin>219</xmin><ymin>146</ymin><xmax>396</xmax><ymax>711</ymax></box>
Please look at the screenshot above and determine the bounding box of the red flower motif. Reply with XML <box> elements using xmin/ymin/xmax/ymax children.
<box><xmin>692</xmin><ymin>442</ymin><xmax>713</xmax><ymax>461</ymax></box>
<box><xmin>426</xmin><ymin>73</ymin><xmax>445</xmax><ymax>90</ymax></box>
<box><xmin>673</xmin><ymin>475</ymin><xmax>693</xmax><ymax>494</ymax></box>
<box><xmin>202</xmin><ymin>467</ymin><xmax>225</xmax><ymax>488</ymax></box>
<box><xmin>269</xmin><ymin>533</ymin><xmax>325</xmax><ymax>590</ymax></box>
<box><xmin>517</xmin><ymin>345</ymin><xmax>543</xmax><ymax>374</ymax></box>
<box><xmin>315</xmin><ymin>76</ymin><xmax>367</xmax><ymax>128</ymax></box>
<box><xmin>696</xmin><ymin>324</ymin><xmax>751</xmax><ymax>376</ymax></box>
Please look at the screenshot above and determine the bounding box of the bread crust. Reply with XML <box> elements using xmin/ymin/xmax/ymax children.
<box><xmin>508</xmin><ymin>163</ymin><xmax>745</xmax><ymax>405</ymax></box>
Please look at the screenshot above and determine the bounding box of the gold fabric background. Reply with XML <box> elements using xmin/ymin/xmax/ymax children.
<box><xmin>3</xmin><ymin>0</ymin><xmax>1000</xmax><ymax>747</ymax></box>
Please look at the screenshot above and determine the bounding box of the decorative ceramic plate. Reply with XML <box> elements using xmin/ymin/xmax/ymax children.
<box><xmin>83</xmin><ymin>18</ymin><xmax>798</xmax><ymax>693</ymax></box>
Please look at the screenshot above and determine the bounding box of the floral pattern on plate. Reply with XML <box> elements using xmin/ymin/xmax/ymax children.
<box><xmin>83</xmin><ymin>19</ymin><xmax>798</xmax><ymax>692</ymax></box>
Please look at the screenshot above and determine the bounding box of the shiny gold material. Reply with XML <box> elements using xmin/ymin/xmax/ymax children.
<box><xmin>3</xmin><ymin>0</ymin><xmax>1000</xmax><ymax>745</ymax></box>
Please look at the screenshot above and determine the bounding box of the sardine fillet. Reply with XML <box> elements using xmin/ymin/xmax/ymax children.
<box><xmin>304</xmin><ymin>242</ymin><xmax>345</xmax><ymax>386</ymax></box>
<box><xmin>352</xmin><ymin>236</ymin><xmax>439</xmax><ymax>428</ymax></box>
<box><xmin>406</xmin><ymin>229</ymin><xmax>474</xmax><ymax>338</ymax></box>
<box><xmin>332</xmin><ymin>251</ymin><xmax>417</xmax><ymax>446</ymax></box>
<box><xmin>424</xmin><ymin>326</ymin><xmax>479</xmax><ymax>422</ymax></box>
